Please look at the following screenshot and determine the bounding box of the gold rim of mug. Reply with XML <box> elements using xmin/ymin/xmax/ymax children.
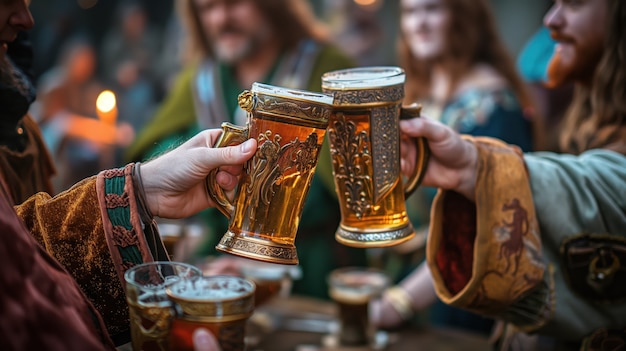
<box><xmin>216</xmin><ymin>231</ymin><xmax>299</xmax><ymax>265</ymax></box>
<box><xmin>335</xmin><ymin>224</ymin><xmax>416</xmax><ymax>248</ymax></box>
<box><xmin>252</xmin><ymin>82</ymin><xmax>334</xmax><ymax>105</ymax></box>
<box><xmin>243</xmin><ymin>88</ymin><xmax>333</xmax><ymax>126</ymax></box>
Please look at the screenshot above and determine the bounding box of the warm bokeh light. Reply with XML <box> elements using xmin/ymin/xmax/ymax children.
<box><xmin>96</xmin><ymin>90</ymin><xmax>116</xmax><ymax>113</ymax></box>
<box><xmin>354</xmin><ymin>0</ymin><xmax>379</xmax><ymax>6</ymax></box>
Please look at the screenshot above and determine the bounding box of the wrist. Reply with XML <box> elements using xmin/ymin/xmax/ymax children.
<box><xmin>456</xmin><ymin>139</ymin><xmax>478</xmax><ymax>201</ymax></box>
<box><xmin>132</xmin><ymin>162</ymin><xmax>155</xmax><ymax>221</ymax></box>
<box><xmin>383</xmin><ymin>285</ymin><xmax>415</xmax><ymax>322</ymax></box>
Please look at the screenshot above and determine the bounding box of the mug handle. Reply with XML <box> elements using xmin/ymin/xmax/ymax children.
<box><xmin>399</xmin><ymin>103</ymin><xmax>430</xmax><ymax>197</ymax></box>
<box><xmin>205</xmin><ymin>122</ymin><xmax>250</xmax><ymax>218</ymax></box>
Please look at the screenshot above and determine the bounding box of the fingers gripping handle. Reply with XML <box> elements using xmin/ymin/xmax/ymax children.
<box><xmin>205</xmin><ymin>122</ymin><xmax>249</xmax><ymax>218</ymax></box>
<box><xmin>399</xmin><ymin>104</ymin><xmax>430</xmax><ymax>197</ymax></box>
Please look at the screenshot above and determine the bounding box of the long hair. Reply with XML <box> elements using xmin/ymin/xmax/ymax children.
<box><xmin>177</xmin><ymin>0</ymin><xmax>329</xmax><ymax>63</ymax></box>
<box><xmin>559</xmin><ymin>0</ymin><xmax>626</xmax><ymax>155</ymax></box>
<box><xmin>398</xmin><ymin>0</ymin><xmax>531</xmax><ymax>109</ymax></box>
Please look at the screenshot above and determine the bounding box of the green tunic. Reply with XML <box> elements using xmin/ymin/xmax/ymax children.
<box><xmin>525</xmin><ymin>150</ymin><xmax>626</xmax><ymax>340</ymax></box>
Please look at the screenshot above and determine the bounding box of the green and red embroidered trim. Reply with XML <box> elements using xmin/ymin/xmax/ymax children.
<box><xmin>97</xmin><ymin>164</ymin><xmax>153</xmax><ymax>285</ymax></box>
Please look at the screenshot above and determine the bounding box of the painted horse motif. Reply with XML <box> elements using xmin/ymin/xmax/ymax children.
<box><xmin>498</xmin><ymin>198</ymin><xmax>529</xmax><ymax>275</ymax></box>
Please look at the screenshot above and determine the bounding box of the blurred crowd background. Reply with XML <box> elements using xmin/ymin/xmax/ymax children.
<box><xmin>26</xmin><ymin>0</ymin><xmax>549</xmax><ymax>182</ymax></box>
<box><xmin>28</xmin><ymin>0</ymin><xmax>547</xmax><ymax>86</ymax></box>
<box><xmin>24</xmin><ymin>0</ymin><xmax>554</xmax><ymax>266</ymax></box>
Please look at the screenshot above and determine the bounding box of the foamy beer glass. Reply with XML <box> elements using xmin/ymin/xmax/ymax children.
<box><xmin>124</xmin><ymin>261</ymin><xmax>202</xmax><ymax>351</ymax></box>
<box><xmin>321</xmin><ymin>66</ymin><xmax>429</xmax><ymax>248</ymax></box>
<box><xmin>166</xmin><ymin>276</ymin><xmax>255</xmax><ymax>351</ymax></box>
<box><xmin>328</xmin><ymin>267</ymin><xmax>390</xmax><ymax>346</ymax></box>
<box><xmin>206</xmin><ymin>82</ymin><xmax>333</xmax><ymax>265</ymax></box>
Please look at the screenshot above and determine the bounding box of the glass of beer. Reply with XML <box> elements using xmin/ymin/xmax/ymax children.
<box><xmin>321</xmin><ymin>66</ymin><xmax>430</xmax><ymax>248</ymax></box>
<box><xmin>328</xmin><ymin>267</ymin><xmax>390</xmax><ymax>346</ymax></box>
<box><xmin>124</xmin><ymin>261</ymin><xmax>202</xmax><ymax>351</ymax></box>
<box><xmin>166</xmin><ymin>275</ymin><xmax>256</xmax><ymax>351</ymax></box>
<box><xmin>206</xmin><ymin>82</ymin><xmax>333</xmax><ymax>265</ymax></box>
<box><xmin>239</xmin><ymin>259</ymin><xmax>302</xmax><ymax>306</ymax></box>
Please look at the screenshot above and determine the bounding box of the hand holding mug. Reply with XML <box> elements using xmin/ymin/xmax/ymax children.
<box><xmin>140</xmin><ymin>129</ymin><xmax>257</xmax><ymax>219</ymax></box>
<box><xmin>399</xmin><ymin>116</ymin><xmax>478</xmax><ymax>201</ymax></box>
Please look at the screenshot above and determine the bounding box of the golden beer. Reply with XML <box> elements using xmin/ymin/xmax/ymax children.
<box><xmin>124</xmin><ymin>262</ymin><xmax>202</xmax><ymax>351</ymax></box>
<box><xmin>229</xmin><ymin>118</ymin><xmax>326</xmax><ymax>245</ymax></box>
<box><xmin>127</xmin><ymin>294</ymin><xmax>173</xmax><ymax>351</ymax></box>
<box><xmin>328</xmin><ymin>267</ymin><xmax>390</xmax><ymax>346</ymax></box>
<box><xmin>166</xmin><ymin>276</ymin><xmax>255</xmax><ymax>351</ymax></box>
<box><xmin>206</xmin><ymin>83</ymin><xmax>333</xmax><ymax>265</ymax></box>
<box><xmin>322</xmin><ymin>67</ymin><xmax>429</xmax><ymax>248</ymax></box>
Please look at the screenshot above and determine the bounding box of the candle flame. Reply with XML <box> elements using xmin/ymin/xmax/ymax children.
<box><xmin>96</xmin><ymin>90</ymin><xmax>116</xmax><ymax>113</ymax></box>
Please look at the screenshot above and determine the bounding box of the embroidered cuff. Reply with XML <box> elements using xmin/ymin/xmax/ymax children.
<box><xmin>97</xmin><ymin>163</ymin><xmax>154</xmax><ymax>284</ymax></box>
<box><xmin>132</xmin><ymin>161</ymin><xmax>153</xmax><ymax>224</ymax></box>
<box><xmin>427</xmin><ymin>137</ymin><xmax>545</xmax><ymax>318</ymax></box>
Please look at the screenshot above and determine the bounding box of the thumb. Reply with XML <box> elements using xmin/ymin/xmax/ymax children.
<box><xmin>205</xmin><ymin>138</ymin><xmax>257</xmax><ymax>168</ymax></box>
<box><xmin>400</xmin><ymin>116</ymin><xmax>449</xmax><ymax>143</ymax></box>
<box><xmin>193</xmin><ymin>328</ymin><xmax>221</xmax><ymax>351</ymax></box>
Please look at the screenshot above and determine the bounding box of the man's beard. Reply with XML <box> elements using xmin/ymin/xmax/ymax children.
<box><xmin>212</xmin><ymin>25</ymin><xmax>271</xmax><ymax>63</ymax></box>
<box><xmin>546</xmin><ymin>48</ymin><xmax>572</xmax><ymax>88</ymax></box>
<box><xmin>545</xmin><ymin>38</ymin><xmax>604</xmax><ymax>88</ymax></box>
<box><xmin>214</xmin><ymin>37</ymin><xmax>256</xmax><ymax>63</ymax></box>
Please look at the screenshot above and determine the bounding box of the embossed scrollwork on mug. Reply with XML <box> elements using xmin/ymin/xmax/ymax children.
<box><xmin>322</xmin><ymin>66</ymin><xmax>429</xmax><ymax>248</ymax></box>
<box><xmin>206</xmin><ymin>82</ymin><xmax>333</xmax><ymax>265</ymax></box>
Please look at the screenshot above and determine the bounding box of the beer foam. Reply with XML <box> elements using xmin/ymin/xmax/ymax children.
<box><xmin>345</xmin><ymin>275</ymin><xmax>387</xmax><ymax>288</ymax></box>
<box><xmin>322</xmin><ymin>67</ymin><xmax>405</xmax><ymax>89</ymax></box>
<box><xmin>137</xmin><ymin>290</ymin><xmax>171</xmax><ymax>306</ymax></box>
<box><xmin>252</xmin><ymin>82</ymin><xmax>333</xmax><ymax>104</ymax></box>
<box><xmin>168</xmin><ymin>276</ymin><xmax>253</xmax><ymax>301</ymax></box>
<box><xmin>328</xmin><ymin>268</ymin><xmax>389</xmax><ymax>303</ymax></box>
<box><xmin>333</xmin><ymin>270</ymin><xmax>389</xmax><ymax>289</ymax></box>
<box><xmin>329</xmin><ymin>287</ymin><xmax>371</xmax><ymax>304</ymax></box>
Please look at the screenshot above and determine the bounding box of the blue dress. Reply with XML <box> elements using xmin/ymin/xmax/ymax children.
<box><xmin>439</xmin><ymin>87</ymin><xmax>533</xmax><ymax>152</ymax></box>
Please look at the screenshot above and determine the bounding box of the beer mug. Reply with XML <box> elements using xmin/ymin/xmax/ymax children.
<box><xmin>321</xmin><ymin>66</ymin><xmax>429</xmax><ymax>248</ymax></box>
<box><xmin>124</xmin><ymin>261</ymin><xmax>202</xmax><ymax>351</ymax></box>
<box><xmin>206</xmin><ymin>82</ymin><xmax>333</xmax><ymax>265</ymax></box>
<box><xmin>166</xmin><ymin>276</ymin><xmax>255</xmax><ymax>351</ymax></box>
<box><xmin>328</xmin><ymin>267</ymin><xmax>390</xmax><ymax>346</ymax></box>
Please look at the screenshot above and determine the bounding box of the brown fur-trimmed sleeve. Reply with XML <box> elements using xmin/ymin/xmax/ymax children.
<box><xmin>14</xmin><ymin>164</ymin><xmax>158</xmax><ymax>343</ymax></box>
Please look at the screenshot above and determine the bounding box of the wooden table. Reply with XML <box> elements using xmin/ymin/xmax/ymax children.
<box><xmin>247</xmin><ymin>296</ymin><xmax>491</xmax><ymax>351</ymax></box>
